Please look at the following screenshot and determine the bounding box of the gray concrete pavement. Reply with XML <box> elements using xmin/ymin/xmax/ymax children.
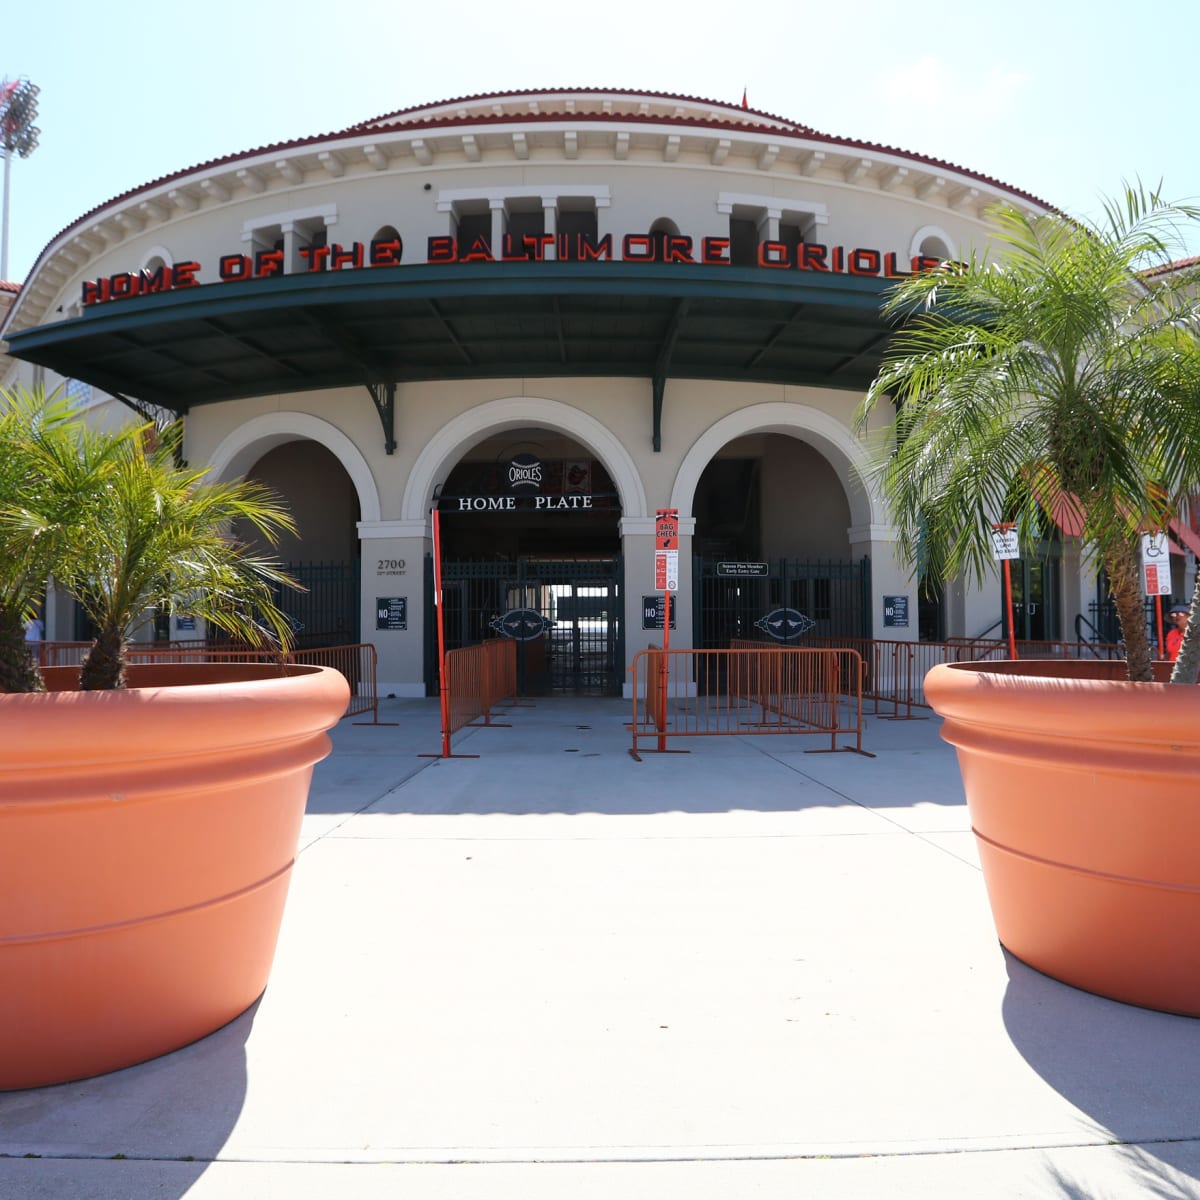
<box><xmin>3</xmin><ymin>696</ymin><xmax>1200</xmax><ymax>1199</ymax></box>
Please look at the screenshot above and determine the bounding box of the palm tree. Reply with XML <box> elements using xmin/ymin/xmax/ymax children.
<box><xmin>858</xmin><ymin>183</ymin><xmax>1200</xmax><ymax>685</ymax></box>
<box><xmin>0</xmin><ymin>388</ymin><xmax>120</xmax><ymax>692</ymax></box>
<box><xmin>2</xmin><ymin>399</ymin><xmax>302</xmax><ymax>691</ymax></box>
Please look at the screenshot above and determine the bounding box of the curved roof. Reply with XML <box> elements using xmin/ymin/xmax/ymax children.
<box><xmin>3</xmin><ymin>88</ymin><xmax>1055</xmax><ymax>436</ymax></box>
<box><xmin>10</xmin><ymin>87</ymin><xmax>1051</xmax><ymax>300</ymax></box>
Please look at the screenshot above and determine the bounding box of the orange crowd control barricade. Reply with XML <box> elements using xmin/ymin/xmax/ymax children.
<box><xmin>805</xmin><ymin>635</ymin><xmax>1123</xmax><ymax>716</ymax></box>
<box><xmin>35</xmin><ymin>640</ymin><xmax>383</xmax><ymax>724</ymax></box>
<box><xmin>430</xmin><ymin>638</ymin><xmax>518</xmax><ymax>757</ymax></box>
<box><xmin>629</xmin><ymin>645</ymin><xmax>870</xmax><ymax>760</ymax></box>
<box><xmin>288</xmin><ymin>644</ymin><xmax>385</xmax><ymax>724</ymax></box>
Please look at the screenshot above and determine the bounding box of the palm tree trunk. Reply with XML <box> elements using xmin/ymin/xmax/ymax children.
<box><xmin>1169</xmin><ymin>571</ymin><xmax>1200</xmax><ymax>686</ymax></box>
<box><xmin>79</xmin><ymin>623</ymin><xmax>127</xmax><ymax>691</ymax></box>
<box><xmin>1106</xmin><ymin>541</ymin><xmax>1154</xmax><ymax>682</ymax></box>
<box><xmin>0</xmin><ymin>606</ymin><xmax>45</xmax><ymax>693</ymax></box>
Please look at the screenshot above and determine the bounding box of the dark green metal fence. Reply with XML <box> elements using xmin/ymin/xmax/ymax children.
<box><xmin>693</xmin><ymin>556</ymin><xmax>871</xmax><ymax>649</ymax></box>
<box><xmin>425</xmin><ymin>556</ymin><xmax>623</xmax><ymax>697</ymax></box>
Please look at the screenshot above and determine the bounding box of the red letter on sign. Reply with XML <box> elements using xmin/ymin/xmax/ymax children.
<box><xmin>701</xmin><ymin>237</ymin><xmax>730</xmax><ymax>264</ymax></box>
<box><xmin>370</xmin><ymin>237</ymin><xmax>403</xmax><ymax>266</ymax></box>
<box><xmin>578</xmin><ymin>233</ymin><xmax>613</xmax><ymax>261</ymax></box>
<box><xmin>757</xmin><ymin>241</ymin><xmax>790</xmax><ymax>268</ymax></box>
<box><xmin>219</xmin><ymin>255</ymin><xmax>251</xmax><ymax>281</ymax></box>
<box><xmin>330</xmin><ymin>243</ymin><xmax>364</xmax><ymax>270</ymax></box>
<box><xmin>299</xmin><ymin>245</ymin><xmax>331</xmax><ymax>272</ymax></box>
<box><xmin>254</xmin><ymin>249</ymin><xmax>285</xmax><ymax>277</ymax></box>
<box><xmin>428</xmin><ymin>236</ymin><xmax>457</xmax><ymax>263</ymax></box>
<box><xmin>172</xmin><ymin>262</ymin><xmax>201</xmax><ymax>288</ymax></box>
<box><xmin>848</xmin><ymin>248</ymin><xmax>881</xmax><ymax>276</ymax></box>
<box><xmin>664</xmin><ymin>236</ymin><xmax>694</xmax><ymax>263</ymax></box>
<box><xmin>622</xmin><ymin>234</ymin><xmax>654</xmax><ymax>261</ymax></box>
<box><xmin>798</xmin><ymin>243</ymin><xmax>828</xmax><ymax>272</ymax></box>
<box><xmin>459</xmin><ymin>236</ymin><xmax>493</xmax><ymax>263</ymax></box>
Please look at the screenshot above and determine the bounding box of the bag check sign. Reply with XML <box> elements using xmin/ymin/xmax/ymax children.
<box><xmin>654</xmin><ymin>510</ymin><xmax>679</xmax><ymax>591</ymax></box>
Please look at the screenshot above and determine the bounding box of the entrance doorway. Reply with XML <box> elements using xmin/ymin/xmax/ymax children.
<box><xmin>1006</xmin><ymin>543</ymin><xmax>1062</xmax><ymax>642</ymax></box>
<box><xmin>424</xmin><ymin>556</ymin><xmax>623</xmax><ymax>696</ymax></box>
<box><xmin>427</xmin><ymin>430</ymin><xmax>623</xmax><ymax>696</ymax></box>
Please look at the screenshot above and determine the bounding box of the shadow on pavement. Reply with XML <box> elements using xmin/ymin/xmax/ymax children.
<box><xmin>1002</xmin><ymin>953</ymin><xmax>1200</xmax><ymax>1197</ymax></box>
<box><xmin>0</xmin><ymin>997</ymin><xmax>259</xmax><ymax>1198</ymax></box>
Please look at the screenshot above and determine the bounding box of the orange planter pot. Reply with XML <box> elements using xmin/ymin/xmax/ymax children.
<box><xmin>925</xmin><ymin>659</ymin><xmax>1200</xmax><ymax>1016</ymax></box>
<box><xmin>0</xmin><ymin>663</ymin><xmax>349</xmax><ymax>1090</ymax></box>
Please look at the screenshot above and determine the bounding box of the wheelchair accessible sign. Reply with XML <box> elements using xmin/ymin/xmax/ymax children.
<box><xmin>1141</xmin><ymin>531</ymin><xmax>1172</xmax><ymax>596</ymax></box>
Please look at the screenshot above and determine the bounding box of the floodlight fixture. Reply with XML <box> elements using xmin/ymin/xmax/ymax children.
<box><xmin>1</xmin><ymin>76</ymin><xmax>41</xmax><ymax>281</ymax></box>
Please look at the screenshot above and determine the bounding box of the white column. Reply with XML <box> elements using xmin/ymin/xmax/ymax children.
<box><xmin>358</xmin><ymin>520</ymin><xmax>429</xmax><ymax>698</ymax></box>
<box><xmin>847</xmin><ymin>522</ymin><xmax>917</xmax><ymax>643</ymax></box>
<box><xmin>620</xmin><ymin>515</ymin><xmax>696</xmax><ymax>698</ymax></box>
<box><xmin>542</xmin><ymin>196</ymin><xmax>558</xmax><ymax>261</ymax></box>
<box><xmin>490</xmin><ymin>198</ymin><xmax>505</xmax><ymax>258</ymax></box>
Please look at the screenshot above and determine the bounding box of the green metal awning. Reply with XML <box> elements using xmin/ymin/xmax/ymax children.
<box><xmin>4</xmin><ymin>261</ymin><xmax>898</xmax><ymax>451</ymax></box>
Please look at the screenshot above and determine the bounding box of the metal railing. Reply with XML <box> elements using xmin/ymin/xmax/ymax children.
<box><xmin>437</xmin><ymin>639</ymin><xmax>518</xmax><ymax>756</ymax></box>
<box><xmin>32</xmin><ymin>640</ymin><xmax>382</xmax><ymax>723</ymax></box>
<box><xmin>739</xmin><ymin>636</ymin><xmax>1125</xmax><ymax>716</ymax></box>
<box><xmin>629</xmin><ymin>645</ymin><xmax>870</xmax><ymax>759</ymax></box>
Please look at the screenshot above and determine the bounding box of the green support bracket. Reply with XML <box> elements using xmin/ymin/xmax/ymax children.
<box><xmin>113</xmin><ymin>393</ymin><xmax>187</xmax><ymax>465</ymax></box>
<box><xmin>366</xmin><ymin>381</ymin><xmax>397</xmax><ymax>455</ymax></box>
<box><xmin>651</xmin><ymin>298</ymin><xmax>690</xmax><ymax>452</ymax></box>
<box><xmin>651</xmin><ymin>375</ymin><xmax>665</xmax><ymax>453</ymax></box>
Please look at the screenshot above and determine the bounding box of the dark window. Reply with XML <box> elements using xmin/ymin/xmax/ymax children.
<box><xmin>730</xmin><ymin>217</ymin><xmax>758</xmax><ymax>266</ymax></box>
<box><xmin>507</xmin><ymin>208</ymin><xmax>546</xmax><ymax>260</ymax></box>
<box><xmin>558</xmin><ymin>208</ymin><xmax>599</xmax><ymax>260</ymax></box>
<box><xmin>456</xmin><ymin>211</ymin><xmax>492</xmax><ymax>255</ymax></box>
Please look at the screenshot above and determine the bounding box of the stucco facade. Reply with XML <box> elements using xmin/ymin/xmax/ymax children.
<box><xmin>2</xmin><ymin>89</ymin><xmax>1064</xmax><ymax>695</ymax></box>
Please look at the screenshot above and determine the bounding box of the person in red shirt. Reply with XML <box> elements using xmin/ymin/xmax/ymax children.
<box><xmin>1166</xmin><ymin>604</ymin><xmax>1190</xmax><ymax>661</ymax></box>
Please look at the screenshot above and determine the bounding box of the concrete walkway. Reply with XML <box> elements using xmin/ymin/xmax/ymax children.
<box><xmin>3</xmin><ymin>697</ymin><xmax>1200</xmax><ymax>1199</ymax></box>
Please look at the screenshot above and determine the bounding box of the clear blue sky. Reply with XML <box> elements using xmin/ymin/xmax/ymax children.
<box><xmin>5</xmin><ymin>0</ymin><xmax>1199</xmax><ymax>283</ymax></box>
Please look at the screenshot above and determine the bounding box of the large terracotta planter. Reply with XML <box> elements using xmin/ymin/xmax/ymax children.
<box><xmin>925</xmin><ymin>658</ymin><xmax>1200</xmax><ymax>1015</ymax></box>
<box><xmin>0</xmin><ymin>662</ymin><xmax>349</xmax><ymax>1090</ymax></box>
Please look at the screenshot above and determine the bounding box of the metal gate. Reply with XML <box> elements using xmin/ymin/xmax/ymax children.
<box><xmin>277</xmin><ymin>561</ymin><xmax>361</xmax><ymax>648</ymax></box>
<box><xmin>425</xmin><ymin>556</ymin><xmax>623</xmax><ymax>697</ymax></box>
<box><xmin>694</xmin><ymin>556</ymin><xmax>870</xmax><ymax>649</ymax></box>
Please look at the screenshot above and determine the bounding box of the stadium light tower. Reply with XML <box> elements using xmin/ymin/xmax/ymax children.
<box><xmin>1</xmin><ymin>77</ymin><xmax>40</xmax><ymax>281</ymax></box>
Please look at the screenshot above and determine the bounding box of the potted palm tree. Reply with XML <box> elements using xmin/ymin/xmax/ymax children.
<box><xmin>0</xmin><ymin>388</ymin><xmax>95</xmax><ymax>692</ymax></box>
<box><xmin>0</xmin><ymin>389</ymin><xmax>350</xmax><ymax>1090</ymax></box>
<box><xmin>858</xmin><ymin>184</ymin><xmax>1200</xmax><ymax>1015</ymax></box>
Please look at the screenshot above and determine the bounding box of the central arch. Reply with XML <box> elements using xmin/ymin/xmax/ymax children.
<box><xmin>402</xmin><ymin>396</ymin><xmax>648</xmax><ymax>525</ymax></box>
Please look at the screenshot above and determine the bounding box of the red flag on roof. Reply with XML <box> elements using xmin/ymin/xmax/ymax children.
<box><xmin>741</xmin><ymin>88</ymin><xmax>748</xmax><ymax>110</ymax></box>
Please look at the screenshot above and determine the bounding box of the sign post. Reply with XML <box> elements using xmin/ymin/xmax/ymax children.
<box><xmin>432</xmin><ymin>507</ymin><xmax>451</xmax><ymax>758</ymax></box>
<box><xmin>990</xmin><ymin>523</ymin><xmax>1019</xmax><ymax>660</ymax></box>
<box><xmin>1141</xmin><ymin>531</ymin><xmax>1172</xmax><ymax>657</ymax></box>
<box><xmin>654</xmin><ymin>509</ymin><xmax>679</xmax><ymax>753</ymax></box>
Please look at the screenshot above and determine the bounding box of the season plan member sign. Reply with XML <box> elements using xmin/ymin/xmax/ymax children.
<box><xmin>716</xmin><ymin>562</ymin><xmax>768</xmax><ymax>577</ymax></box>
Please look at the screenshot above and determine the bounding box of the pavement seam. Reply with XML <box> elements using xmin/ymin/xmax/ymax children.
<box><xmin>745</xmin><ymin>737</ymin><xmax>982</xmax><ymax>872</ymax></box>
<box><xmin>8</xmin><ymin>1136</ymin><xmax>1200</xmax><ymax>1166</ymax></box>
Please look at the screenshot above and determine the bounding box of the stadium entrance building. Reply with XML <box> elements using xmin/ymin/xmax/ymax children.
<box><xmin>2</xmin><ymin>89</ymin><xmax>1081</xmax><ymax>696</ymax></box>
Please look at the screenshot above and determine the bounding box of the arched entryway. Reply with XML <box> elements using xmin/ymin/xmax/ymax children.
<box><xmin>210</xmin><ymin>414</ymin><xmax>375</xmax><ymax>647</ymax></box>
<box><xmin>673</xmin><ymin>404</ymin><xmax>880</xmax><ymax>647</ymax></box>
<box><xmin>405</xmin><ymin>398</ymin><xmax>645</xmax><ymax>697</ymax></box>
